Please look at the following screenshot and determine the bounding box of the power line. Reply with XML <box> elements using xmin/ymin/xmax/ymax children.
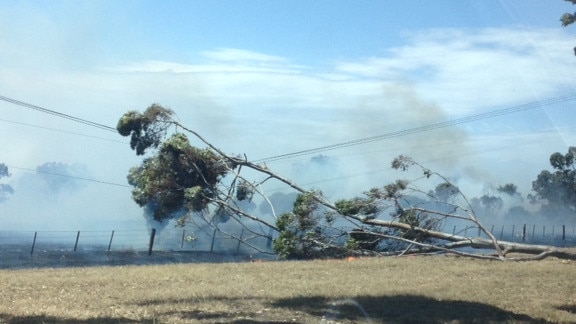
<box><xmin>0</xmin><ymin>118</ymin><xmax>126</xmax><ymax>144</ymax></box>
<box><xmin>253</xmin><ymin>93</ymin><xmax>576</xmax><ymax>163</ymax></box>
<box><xmin>0</xmin><ymin>95</ymin><xmax>117</xmax><ymax>132</ymax></box>
<box><xmin>3</xmin><ymin>93</ymin><xmax>574</xmax><ymax>185</ymax></box>
<box><xmin>6</xmin><ymin>165</ymin><xmax>130</xmax><ymax>188</ymax></box>
<box><xmin>0</xmin><ymin>96</ymin><xmax>129</xmax><ymax>187</ymax></box>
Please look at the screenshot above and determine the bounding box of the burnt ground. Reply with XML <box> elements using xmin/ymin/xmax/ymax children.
<box><xmin>0</xmin><ymin>245</ymin><xmax>272</xmax><ymax>269</ymax></box>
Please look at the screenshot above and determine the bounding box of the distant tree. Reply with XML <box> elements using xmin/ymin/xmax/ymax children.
<box><xmin>36</xmin><ymin>162</ymin><xmax>87</xmax><ymax>193</ymax></box>
<box><xmin>497</xmin><ymin>183</ymin><xmax>518</xmax><ymax>197</ymax></box>
<box><xmin>433</xmin><ymin>182</ymin><xmax>459</xmax><ymax>202</ymax></box>
<box><xmin>0</xmin><ymin>163</ymin><xmax>9</xmax><ymax>178</ymax></box>
<box><xmin>0</xmin><ymin>163</ymin><xmax>13</xmax><ymax>203</ymax></box>
<box><xmin>470</xmin><ymin>194</ymin><xmax>504</xmax><ymax>218</ymax></box>
<box><xmin>531</xmin><ymin>147</ymin><xmax>576</xmax><ymax>217</ymax></box>
<box><xmin>505</xmin><ymin>206</ymin><xmax>531</xmax><ymax>220</ymax></box>
<box><xmin>560</xmin><ymin>0</ymin><xmax>576</xmax><ymax>55</ymax></box>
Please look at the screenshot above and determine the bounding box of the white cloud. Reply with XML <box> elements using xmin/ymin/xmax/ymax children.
<box><xmin>110</xmin><ymin>48</ymin><xmax>305</xmax><ymax>75</ymax></box>
<box><xmin>201</xmin><ymin>48</ymin><xmax>289</xmax><ymax>64</ymax></box>
<box><xmin>335</xmin><ymin>28</ymin><xmax>576</xmax><ymax>115</ymax></box>
<box><xmin>111</xmin><ymin>60</ymin><xmax>301</xmax><ymax>75</ymax></box>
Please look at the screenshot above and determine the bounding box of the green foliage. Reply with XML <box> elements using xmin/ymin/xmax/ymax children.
<box><xmin>336</xmin><ymin>179</ymin><xmax>443</xmax><ymax>251</ymax></box>
<box><xmin>382</xmin><ymin>180</ymin><xmax>409</xmax><ymax>199</ymax></box>
<box><xmin>273</xmin><ymin>191</ymin><xmax>330</xmax><ymax>259</ymax></box>
<box><xmin>184</xmin><ymin>186</ymin><xmax>210</xmax><ymax>212</ymax></box>
<box><xmin>273</xmin><ymin>213</ymin><xmax>302</xmax><ymax>259</ymax></box>
<box><xmin>117</xmin><ymin>104</ymin><xmax>174</xmax><ymax>155</ymax></box>
<box><xmin>391</xmin><ymin>155</ymin><xmax>432</xmax><ymax>178</ymax></box>
<box><xmin>532</xmin><ymin>147</ymin><xmax>576</xmax><ymax>215</ymax></box>
<box><xmin>127</xmin><ymin>133</ymin><xmax>232</xmax><ymax>221</ymax></box>
<box><xmin>274</xmin><ymin>174</ymin><xmax>446</xmax><ymax>258</ymax></box>
<box><xmin>335</xmin><ymin>197</ymin><xmax>377</xmax><ymax>217</ymax></box>
<box><xmin>398</xmin><ymin>208</ymin><xmax>420</xmax><ymax>227</ymax></box>
<box><xmin>235</xmin><ymin>179</ymin><xmax>254</xmax><ymax>201</ymax></box>
<box><xmin>348</xmin><ymin>229</ymin><xmax>382</xmax><ymax>250</ymax></box>
<box><xmin>561</xmin><ymin>1</ymin><xmax>576</xmax><ymax>26</ymax></box>
<box><xmin>391</xmin><ymin>155</ymin><xmax>414</xmax><ymax>171</ymax></box>
<box><xmin>560</xmin><ymin>1</ymin><xmax>576</xmax><ymax>54</ymax></box>
<box><xmin>397</xmin><ymin>208</ymin><xmax>438</xmax><ymax>242</ymax></box>
<box><xmin>561</xmin><ymin>12</ymin><xmax>576</xmax><ymax>27</ymax></box>
<box><xmin>334</xmin><ymin>182</ymin><xmax>412</xmax><ymax>218</ymax></box>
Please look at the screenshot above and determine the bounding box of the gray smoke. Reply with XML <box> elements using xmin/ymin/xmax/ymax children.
<box><xmin>0</xmin><ymin>161</ymin><xmax>142</xmax><ymax>231</ymax></box>
<box><xmin>35</xmin><ymin>162</ymin><xmax>89</xmax><ymax>194</ymax></box>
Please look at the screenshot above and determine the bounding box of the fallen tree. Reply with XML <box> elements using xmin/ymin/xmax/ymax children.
<box><xmin>117</xmin><ymin>104</ymin><xmax>576</xmax><ymax>261</ymax></box>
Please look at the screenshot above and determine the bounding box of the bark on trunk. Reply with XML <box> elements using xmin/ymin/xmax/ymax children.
<box><xmin>360</xmin><ymin>218</ymin><xmax>576</xmax><ymax>260</ymax></box>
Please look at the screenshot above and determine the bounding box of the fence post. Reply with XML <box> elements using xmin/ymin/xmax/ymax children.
<box><xmin>74</xmin><ymin>231</ymin><xmax>80</xmax><ymax>252</ymax></box>
<box><xmin>543</xmin><ymin>225</ymin><xmax>546</xmax><ymax>237</ymax></box>
<box><xmin>148</xmin><ymin>228</ymin><xmax>156</xmax><ymax>256</ymax></box>
<box><xmin>453</xmin><ymin>225</ymin><xmax>456</xmax><ymax>234</ymax></box>
<box><xmin>532</xmin><ymin>225</ymin><xmax>535</xmax><ymax>240</ymax></box>
<box><xmin>267</xmin><ymin>228</ymin><xmax>273</xmax><ymax>249</ymax></box>
<box><xmin>500</xmin><ymin>225</ymin><xmax>504</xmax><ymax>239</ymax></box>
<box><xmin>210</xmin><ymin>228</ymin><xmax>217</xmax><ymax>252</ymax></box>
<box><xmin>563</xmin><ymin>225</ymin><xmax>566</xmax><ymax>241</ymax></box>
<box><xmin>30</xmin><ymin>231</ymin><xmax>37</xmax><ymax>255</ymax></box>
<box><xmin>511</xmin><ymin>225</ymin><xmax>515</xmax><ymax>238</ymax></box>
<box><xmin>107</xmin><ymin>230</ymin><xmax>115</xmax><ymax>252</ymax></box>
<box><xmin>181</xmin><ymin>229</ymin><xmax>186</xmax><ymax>249</ymax></box>
<box><xmin>522</xmin><ymin>224</ymin><xmax>526</xmax><ymax>241</ymax></box>
<box><xmin>236</xmin><ymin>229</ymin><xmax>244</xmax><ymax>252</ymax></box>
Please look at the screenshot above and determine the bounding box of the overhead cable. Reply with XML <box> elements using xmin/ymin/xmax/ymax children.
<box><xmin>252</xmin><ymin>93</ymin><xmax>576</xmax><ymax>163</ymax></box>
<box><xmin>0</xmin><ymin>95</ymin><xmax>116</xmax><ymax>132</ymax></box>
<box><xmin>0</xmin><ymin>118</ymin><xmax>126</xmax><ymax>143</ymax></box>
<box><xmin>7</xmin><ymin>165</ymin><xmax>130</xmax><ymax>188</ymax></box>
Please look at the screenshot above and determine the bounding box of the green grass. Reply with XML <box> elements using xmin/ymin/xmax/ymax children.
<box><xmin>0</xmin><ymin>255</ymin><xmax>575</xmax><ymax>323</ymax></box>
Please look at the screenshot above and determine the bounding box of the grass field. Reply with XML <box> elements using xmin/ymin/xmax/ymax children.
<box><xmin>0</xmin><ymin>255</ymin><xmax>574</xmax><ymax>323</ymax></box>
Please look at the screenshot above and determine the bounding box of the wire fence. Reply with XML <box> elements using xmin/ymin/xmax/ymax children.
<box><xmin>0</xmin><ymin>224</ymin><xmax>574</xmax><ymax>269</ymax></box>
<box><xmin>0</xmin><ymin>227</ymin><xmax>274</xmax><ymax>254</ymax></box>
<box><xmin>0</xmin><ymin>227</ymin><xmax>274</xmax><ymax>269</ymax></box>
<box><xmin>452</xmin><ymin>224</ymin><xmax>576</xmax><ymax>245</ymax></box>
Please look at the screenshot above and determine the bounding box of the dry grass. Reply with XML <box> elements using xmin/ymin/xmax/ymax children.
<box><xmin>0</xmin><ymin>255</ymin><xmax>574</xmax><ymax>323</ymax></box>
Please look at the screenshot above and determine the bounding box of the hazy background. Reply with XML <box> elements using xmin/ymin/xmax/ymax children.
<box><xmin>1</xmin><ymin>1</ymin><xmax>575</xmax><ymax>233</ymax></box>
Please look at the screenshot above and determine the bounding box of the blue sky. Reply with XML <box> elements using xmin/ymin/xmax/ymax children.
<box><xmin>1</xmin><ymin>1</ymin><xmax>576</xmax><ymax>231</ymax></box>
